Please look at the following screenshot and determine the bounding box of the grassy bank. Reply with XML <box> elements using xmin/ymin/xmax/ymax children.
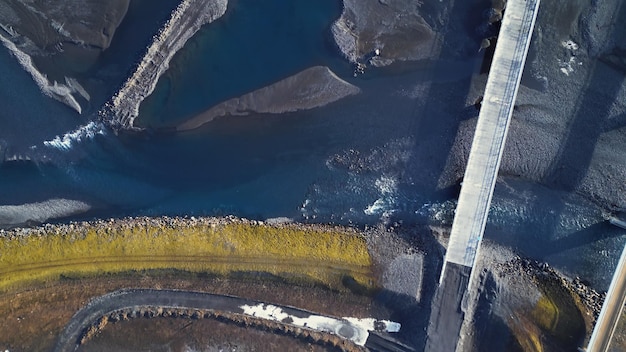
<box><xmin>0</xmin><ymin>217</ymin><xmax>374</xmax><ymax>292</ymax></box>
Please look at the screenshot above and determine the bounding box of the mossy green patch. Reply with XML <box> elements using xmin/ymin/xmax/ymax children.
<box><xmin>531</xmin><ymin>296</ymin><xmax>559</xmax><ymax>333</ymax></box>
<box><xmin>0</xmin><ymin>219</ymin><xmax>374</xmax><ymax>292</ymax></box>
<box><xmin>522</xmin><ymin>272</ymin><xmax>586</xmax><ymax>351</ymax></box>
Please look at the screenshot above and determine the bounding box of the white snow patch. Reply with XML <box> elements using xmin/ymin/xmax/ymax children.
<box><xmin>344</xmin><ymin>317</ymin><xmax>401</xmax><ymax>333</ymax></box>
<box><xmin>239</xmin><ymin>303</ymin><xmax>400</xmax><ymax>346</ymax></box>
<box><xmin>558</xmin><ymin>40</ymin><xmax>582</xmax><ymax>76</ymax></box>
<box><xmin>559</xmin><ymin>56</ymin><xmax>578</xmax><ymax>76</ymax></box>
<box><xmin>65</xmin><ymin>77</ymin><xmax>90</xmax><ymax>101</ymax></box>
<box><xmin>561</xmin><ymin>39</ymin><xmax>579</xmax><ymax>51</ymax></box>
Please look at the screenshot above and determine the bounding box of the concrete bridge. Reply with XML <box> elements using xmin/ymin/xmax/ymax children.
<box><xmin>425</xmin><ymin>0</ymin><xmax>541</xmax><ymax>350</ymax></box>
<box><xmin>585</xmin><ymin>218</ymin><xmax>626</xmax><ymax>352</ymax></box>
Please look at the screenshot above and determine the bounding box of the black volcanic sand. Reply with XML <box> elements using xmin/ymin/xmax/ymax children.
<box><xmin>441</xmin><ymin>0</ymin><xmax>626</xmax><ymax>212</ymax></box>
<box><xmin>0</xmin><ymin>0</ymin><xmax>183</xmax><ymax>153</ymax></box>
<box><xmin>331</xmin><ymin>0</ymin><xmax>439</xmax><ymax>66</ymax></box>
<box><xmin>0</xmin><ymin>0</ymin><xmax>625</xmax><ymax>350</ymax></box>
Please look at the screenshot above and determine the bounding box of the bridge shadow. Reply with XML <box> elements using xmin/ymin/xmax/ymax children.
<box><xmin>381</xmin><ymin>0</ymin><xmax>499</xmax><ymax>349</ymax></box>
<box><xmin>490</xmin><ymin>213</ymin><xmax>625</xmax><ymax>260</ymax></box>
<box><xmin>536</xmin><ymin>221</ymin><xmax>626</xmax><ymax>257</ymax></box>
<box><xmin>398</xmin><ymin>0</ymin><xmax>496</xmax><ymax>208</ymax></box>
<box><xmin>493</xmin><ymin>61</ymin><xmax>626</xmax><ymax>282</ymax></box>
<box><xmin>543</xmin><ymin>66</ymin><xmax>626</xmax><ymax>196</ymax></box>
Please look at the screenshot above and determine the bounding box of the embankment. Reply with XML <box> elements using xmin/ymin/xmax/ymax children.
<box><xmin>0</xmin><ymin>216</ymin><xmax>374</xmax><ymax>292</ymax></box>
<box><xmin>101</xmin><ymin>0</ymin><xmax>228</xmax><ymax>129</ymax></box>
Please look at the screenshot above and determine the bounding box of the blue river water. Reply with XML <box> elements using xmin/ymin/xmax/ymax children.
<box><xmin>0</xmin><ymin>0</ymin><xmax>623</xmax><ymax>289</ymax></box>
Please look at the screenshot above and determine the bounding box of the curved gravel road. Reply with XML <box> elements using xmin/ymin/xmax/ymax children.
<box><xmin>53</xmin><ymin>288</ymin><xmax>410</xmax><ymax>352</ymax></box>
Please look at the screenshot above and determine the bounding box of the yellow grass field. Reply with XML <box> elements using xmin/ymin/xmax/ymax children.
<box><xmin>0</xmin><ymin>218</ymin><xmax>374</xmax><ymax>292</ymax></box>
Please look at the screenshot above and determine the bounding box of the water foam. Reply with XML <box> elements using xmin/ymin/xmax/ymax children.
<box><xmin>303</xmin><ymin>139</ymin><xmax>413</xmax><ymax>223</ymax></box>
<box><xmin>364</xmin><ymin>175</ymin><xmax>399</xmax><ymax>219</ymax></box>
<box><xmin>43</xmin><ymin>121</ymin><xmax>106</xmax><ymax>151</ymax></box>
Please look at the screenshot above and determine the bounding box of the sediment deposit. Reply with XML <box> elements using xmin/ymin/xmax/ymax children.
<box><xmin>456</xmin><ymin>242</ymin><xmax>599</xmax><ymax>352</ymax></box>
<box><xmin>0</xmin><ymin>198</ymin><xmax>91</xmax><ymax>228</ymax></box>
<box><xmin>177</xmin><ymin>66</ymin><xmax>360</xmax><ymax>131</ymax></box>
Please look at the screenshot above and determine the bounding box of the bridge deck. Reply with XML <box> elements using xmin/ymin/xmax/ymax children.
<box><xmin>443</xmin><ymin>0</ymin><xmax>540</xmax><ymax>272</ymax></box>
<box><xmin>586</xmin><ymin>243</ymin><xmax>626</xmax><ymax>352</ymax></box>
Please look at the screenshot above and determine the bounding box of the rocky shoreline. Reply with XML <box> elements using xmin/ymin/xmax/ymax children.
<box><xmin>497</xmin><ymin>256</ymin><xmax>606</xmax><ymax>321</ymax></box>
<box><xmin>0</xmin><ymin>214</ymin><xmax>377</xmax><ymax>296</ymax></box>
<box><xmin>0</xmin><ymin>214</ymin><xmax>357</xmax><ymax>240</ymax></box>
<box><xmin>0</xmin><ymin>215</ymin><xmax>609</xmax><ymax>317</ymax></box>
<box><xmin>331</xmin><ymin>0</ymin><xmax>438</xmax><ymax>67</ymax></box>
